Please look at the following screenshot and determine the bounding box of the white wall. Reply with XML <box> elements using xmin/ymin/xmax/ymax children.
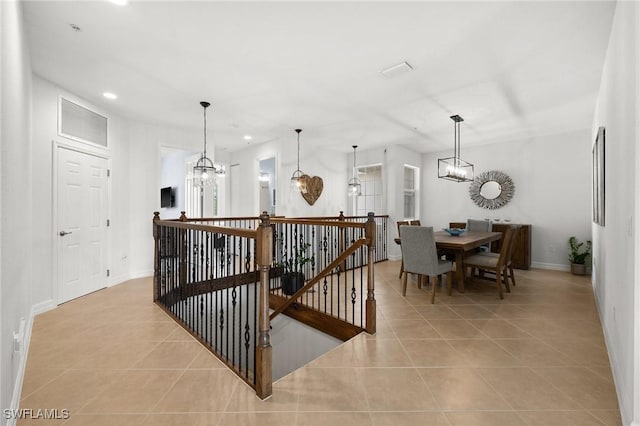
<box><xmin>348</xmin><ymin>145</ymin><xmax>422</xmax><ymax>261</ymax></box>
<box><xmin>30</xmin><ymin>76</ymin><xmax>132</xmax><ymax>299</ymax></box>
<box><xmin>160</xmin><ymin>149</ymin><xmax>198</xmax><ymax>218</ymax></box>
<box><xmin>270</xmin><ymin>314</ymin><xmax>340</xmax><ymax>381</ymax></box>
<box><xmin>421</xmin><ymin>130</ymin><xmax>592</xmax><ymax>269</ymax></box>
<box><xmin>591</xmin><ymin>2</ymin><xmax>638</xmax><ymax>425</ymax></box>
<box><xmin>230</xmin><ymin>138</ymin><xmax>348</xmax><ymax>218</ymax></box>
<box><xmin>127</xmin><ymin>122</ymin><xmax>230</xmax><ymax>276</ymax></box>
<box><xmin>1</xmin><ymin>0</ymin><xmax>33</xmax><ymax>420</ymax></box>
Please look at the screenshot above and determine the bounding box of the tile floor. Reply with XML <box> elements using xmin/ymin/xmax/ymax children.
<box><xmin>18</xmin><ymin>261</ymin><xmax>622</xmax><ymax>425</ymax></box>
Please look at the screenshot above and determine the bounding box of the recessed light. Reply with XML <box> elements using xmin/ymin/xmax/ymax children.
<box><xmin>103</xmin><ymin>92</ymin><xmax>117</xmax><ymax>100</ymax></box>
<box><xmin>243</xmin><ymin>135</ymin><xmax>252</xmax><ymax>140</ymax></box>
<box><xmin>110</xmin><ymin>0</ymin><xmax>128</xmax><ymax>5</ymax></box>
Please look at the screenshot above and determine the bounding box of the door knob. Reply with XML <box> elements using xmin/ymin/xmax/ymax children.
<box><xmin>59</xmin><ymin>231</ymin><xmax>72</xmax><ymax>236</ymax></box>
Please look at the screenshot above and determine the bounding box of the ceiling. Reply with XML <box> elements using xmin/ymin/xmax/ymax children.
<box><xmin>22</xmin><ymin>1</ymin><xmax>616</xmax><ymax>153</ymax></box>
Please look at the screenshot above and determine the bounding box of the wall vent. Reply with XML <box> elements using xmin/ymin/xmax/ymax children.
<box><xmin>59</xmin><ymin>97</ymin><xmax>108</xmax><ymax>147</ymax></box>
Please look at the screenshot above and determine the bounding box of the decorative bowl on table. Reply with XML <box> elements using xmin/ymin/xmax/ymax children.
<box><xmin>443</xmin><ymin>228</ymin><xmax>465</xmax><ymax>236</ymax></box>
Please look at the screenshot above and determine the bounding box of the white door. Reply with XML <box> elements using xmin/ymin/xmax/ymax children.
<box><xmin>57</xmin><ymin>147</ymin><xmax>108</xmax><ymax>303</ymax></box>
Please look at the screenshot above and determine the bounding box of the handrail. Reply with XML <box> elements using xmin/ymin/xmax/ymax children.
<box><xmin>269</xmin><ymin>238</ymin><xmax>368</xmax><ymax>320</ymax></box>
<box><xmin>270</xmin><ymin>217</ymin><xmax>367</xmax><ymax>228</ymax></box>
<box><xmin>155</xmin><ymin>217</ymin><xmax>257</xmax><ymax>239</ymax></box>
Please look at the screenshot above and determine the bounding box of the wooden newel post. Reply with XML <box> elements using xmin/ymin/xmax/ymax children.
<box><xmin>365</xmin><ymin>211</ymin><xmax>377</xmax><ymax>334</ymax></box>
<box><xmin>256</xmin><ymin>211</ymin><xmax>273</xmax><ymax>399</ymax></box>
<box><xmin>338</xmin><ymin>210</ymin><xmax>346</xmax><ymax>272</ymax></box>
<box><xmin>153</xmin><ymin>212</ymin><xmax>160</xmax><ymax>302</ymax></box>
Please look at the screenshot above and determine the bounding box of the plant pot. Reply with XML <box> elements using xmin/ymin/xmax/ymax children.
<box><xmin>571</xmin><ymin>263</ymin><xmax>587</xmax><ymax>275</ymax></box>
<box><xmin>282</xmin><ymin>272</ymin><xmax>305</xmax><ymax>296</ymax></box>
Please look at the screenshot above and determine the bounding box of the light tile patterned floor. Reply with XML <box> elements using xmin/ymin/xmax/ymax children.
<box><xmin>18</xmin><ymin>261</ymin><xmax>622</xmax><ymax>425</ymax></box>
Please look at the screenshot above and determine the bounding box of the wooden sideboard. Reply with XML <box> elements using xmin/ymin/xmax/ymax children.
<box><xmin>450</xmin><ymin>222</ymin><xmax>532</xmax><ymax>270</ymax></box>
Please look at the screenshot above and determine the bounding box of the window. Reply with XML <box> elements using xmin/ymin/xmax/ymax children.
<box><xmin>403</xmin><ymin>165</ymin><xmax>419</xmax><ymax>219</ymax></box>
<box><xmin>354</xmin><ymin>164</ymin><xmax>383</xmax><ymax>217</ymax></box>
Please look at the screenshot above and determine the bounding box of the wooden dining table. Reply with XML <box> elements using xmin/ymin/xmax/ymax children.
<box><xmin>433</xmin><ymin>230</ymin><xmax>502</xmax><ymax>293</ymax></box>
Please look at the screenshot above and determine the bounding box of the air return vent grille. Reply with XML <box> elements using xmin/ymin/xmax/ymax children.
<box><xmin>59</xmin><ymin>97</ymin><xmax>108</xmax><ymax>147</ymax></box>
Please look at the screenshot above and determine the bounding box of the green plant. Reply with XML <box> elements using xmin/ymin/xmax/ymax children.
<box><xmin>568</xmin><ymin>236</ymin><xmax>592</xmax><ymax>264</ymax></box>
<box><xmin>277</xmin><ymin>240</ymin><xmax>313</xmax><ymax>274</ymax></box>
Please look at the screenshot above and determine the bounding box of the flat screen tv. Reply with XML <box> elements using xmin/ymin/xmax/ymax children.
<box><xmin>160</xmin><ymin>186</ymin><xmax>174</xmax><ymax>208</ymax></box>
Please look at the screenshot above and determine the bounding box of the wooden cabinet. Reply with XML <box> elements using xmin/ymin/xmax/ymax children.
<box><xmin>450</xmin><ymin>222</ymin><xmax>532</xmax><ymax>270</ymax></box>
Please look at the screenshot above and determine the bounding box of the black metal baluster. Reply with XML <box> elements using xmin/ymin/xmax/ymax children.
<box><xmin>244</xmin><ymin>279</ymin><xmax>250</xmax><ymax>379</ymax></box>
<box><xmin>232</xmin><ymin>284</ymin><xmax>237</xmax><ymax>367</ymax></box>
<box><xmin>351</xmin><ymin>243</ymin><xmax>356</xmax><ymax>324</ymax></box>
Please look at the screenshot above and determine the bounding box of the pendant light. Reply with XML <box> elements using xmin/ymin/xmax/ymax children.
<box><xmin>193</xmin><ymin>101</ymin><xmax>217</xmax><ymax>187</ymax></box>
<box><xmin>438</xmin><ymin>114</ymin><xmax>474</xmax><ymax>182</ymax></box>
<box><xmin>347</xmin><ymin>145</ymin><xmax>362</xmax><ymax>196</ymax></box>
<box><xmin>290</xmin><ymin>129</ymin><xmax>308</xmax><ymax>193</ymax></box>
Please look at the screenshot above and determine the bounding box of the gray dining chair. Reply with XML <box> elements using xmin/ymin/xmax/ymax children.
<box><xmin>399</xmin><ymin>225</ymin><xmax>453</xmax><ymax>303</ymax></box>
<box><xmin>467</xmin><ymin>218</ymin><xmax>492</xmax><ymax>252</ymax></box>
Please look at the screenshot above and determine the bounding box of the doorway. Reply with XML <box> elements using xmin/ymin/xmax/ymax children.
<box><xmin>56</xmin><ymin>146</ymin><xmax>108</xmax><ymax>303</ymax></box>
<box><xmin>259</xmin><ymin>156</ymin><xmax>276</xmax><ymax>215</ymax></box>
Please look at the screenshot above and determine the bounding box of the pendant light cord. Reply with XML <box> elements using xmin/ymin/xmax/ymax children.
<box><xmin>352</xmin><ymin>145</ymin><xmax>357</xmax><ymax>179</ymax></box>
<box><xmin>203</xmin><ymin>105</ymin><xmax>207</xmax><ymax>159</ymax></box>
<box><xmin>295</xmin><ymin>129</ymin><xmax>302</xmax><ymax>172</ymax></box>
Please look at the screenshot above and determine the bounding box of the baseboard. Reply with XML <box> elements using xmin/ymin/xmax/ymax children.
<box><xmin>129</xmin><ymin>270</ymin><xmax>153</xmax><ymax>280</ymax></box>
<box><xmin>594</xmin><ymin>289</ymin><xmax>631</xmax><ymax>426</ymax></box>
<box><xmin>7</xmin><ymin>304</ymin><xmax>38</xmax><ymax>426</ymax></box>
<box><xmin>530</xmin><ymin>261</ymin><xmax>570</xmax><ymax>271</ymax></box>
<box><xmin>31</xmin><ymin>299</ymin><xmax>56</xmax><ymax>316</ymax></box>
<box><xmin>387</xmin><ymin>254</ymin><xmax>402</xmax><ymax>261</ymax></box>
<box><xmin>108</xmin><ymin>270</ymin><xmax>153</xmax><ymax>287</ymax></box>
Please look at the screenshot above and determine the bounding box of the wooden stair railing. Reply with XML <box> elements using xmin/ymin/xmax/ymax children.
<box><xmin>153</xmin><ymin>211</ymin><xmax>378</xmax><ymax>400</ymax></box>
<box><xmin>269</xmin><ymin>212</ymin><xmax>377</xmax><ymax>336</ymax></box>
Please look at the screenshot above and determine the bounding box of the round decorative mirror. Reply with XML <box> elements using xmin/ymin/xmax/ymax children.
<box><xmin>480</xmin><ymin>181</ymin><xmax>502</xmax><ymax>200</ymax></box>
<box><xmin>469</xmin><ymin>170</ymin><xmax>515</xmax><ymax>209</ymax></box>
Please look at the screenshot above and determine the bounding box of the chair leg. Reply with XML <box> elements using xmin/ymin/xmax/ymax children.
<box><xmin>446</xmin><ymin>271</ymin><xmax>453</xmax><ymax>296</ymax></box>
<box><xmin>417</xmin><ymin>275</ymin><xmax>422</xmax><ymax>289</ymax></box>
<box><xmin>496</xmin><ymin>270</ymin><xmax>504</xmax><ymax>299</ymax></box>
<box><xmin>430</xmin><ymin>276</ymin><xmax>437</xmax><ymax>304</ymax></box>
<box><xmin>503</xmin><ymin>268</ymin><xmax>511</xmax><ymax>293</ymax></box>
<box><xmin>399</xmin><ymin>261</ymin><xmax>404</xmax><ymax>279</ymax></box>
<box><xmin>402</xmin><ymin>271</ymin><xmax>408</xmax><ymax>296</ymax></box>
<box><xmin>509</xmin><ymin>266</ymin><xmax>516</xmax><ymax>286</ymax></box>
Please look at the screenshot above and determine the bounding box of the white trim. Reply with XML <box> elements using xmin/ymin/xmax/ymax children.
<box><xmin>7</xmin><ymin>304</ymin><xmax>36</xmax><ymax>426</ymax></box>
<box><xmin>128</xmin><ymin>270</ymin><xmax>153</xmax><ymax>280</ymax></box>
<box><xmin>52</xmin><ymin>140</ymin><xmax>111</xmax><ymax>305</ymax></box>
<box><xmin>633</xmin><ymin>2</ymin><xmax>640</xmax><ymax>425</ymax></box>
<box><xmin>31</xmin><ymin>299</ymin><xmax>56</xmax><ymax>316</ymax></box>
<box><xmin>387</xmin><ymin>254</ymin><xmax>402</xmax><ymax>262</ymax></box>
<box><xmin>529</xmin><ymin>262</ymin><xmax>570</xmax><ymax>272</ymax></box>
<box><xmin>595</xmin><ymin>287</ymin><xmax>631</xmax><ymax>426</ymax></box>
<box><xmin>108</xmin><ymin>270</ymin><xmax>153</xmax><ymax>287</ymax></box>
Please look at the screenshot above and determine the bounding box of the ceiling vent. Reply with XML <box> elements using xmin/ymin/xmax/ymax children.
<box><xmin>380</xmin><ymin>61</ymin><xmax>414</xmax><ymax>78</ymax></box>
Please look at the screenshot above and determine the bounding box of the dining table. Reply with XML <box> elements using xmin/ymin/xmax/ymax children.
<box><xmin>394</xmin><ymin>230</ymin><xmax>503</xmax><ymax>293</ymax></box>
<box><xmin>433</xmin><ymin>230</ymin><xmax>502</xmax><ymax>293</ymax></box>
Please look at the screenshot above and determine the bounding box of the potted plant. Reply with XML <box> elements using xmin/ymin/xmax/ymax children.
<box><xmin>278</xmin><ymin>241</ymin><xmax>313</xmax><ymax>296</ymax></box>
<box><xmin>568</xmin><ymin>236</ymin><xmax>592</xmax><ymax>275</ymax></box>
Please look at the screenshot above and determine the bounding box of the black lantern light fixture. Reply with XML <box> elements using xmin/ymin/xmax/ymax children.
<box><xmin>290</xmin><ymin>129</ymin><xmax>308</xmax><ymax>193</ymax></box>
<box><xmin>438</xmin><ymin>114</ymin><xmax>474</xmax><ymax>182</ymax></box>
<box><xmin>193</xmin><ymin>101</ymin><xmax>218</xmax><ymax>187</ymax></box>
<box><xmin>347</xmin><ymin>145</ymin><xmax>362</xmax><ymax>196</ymax></box>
